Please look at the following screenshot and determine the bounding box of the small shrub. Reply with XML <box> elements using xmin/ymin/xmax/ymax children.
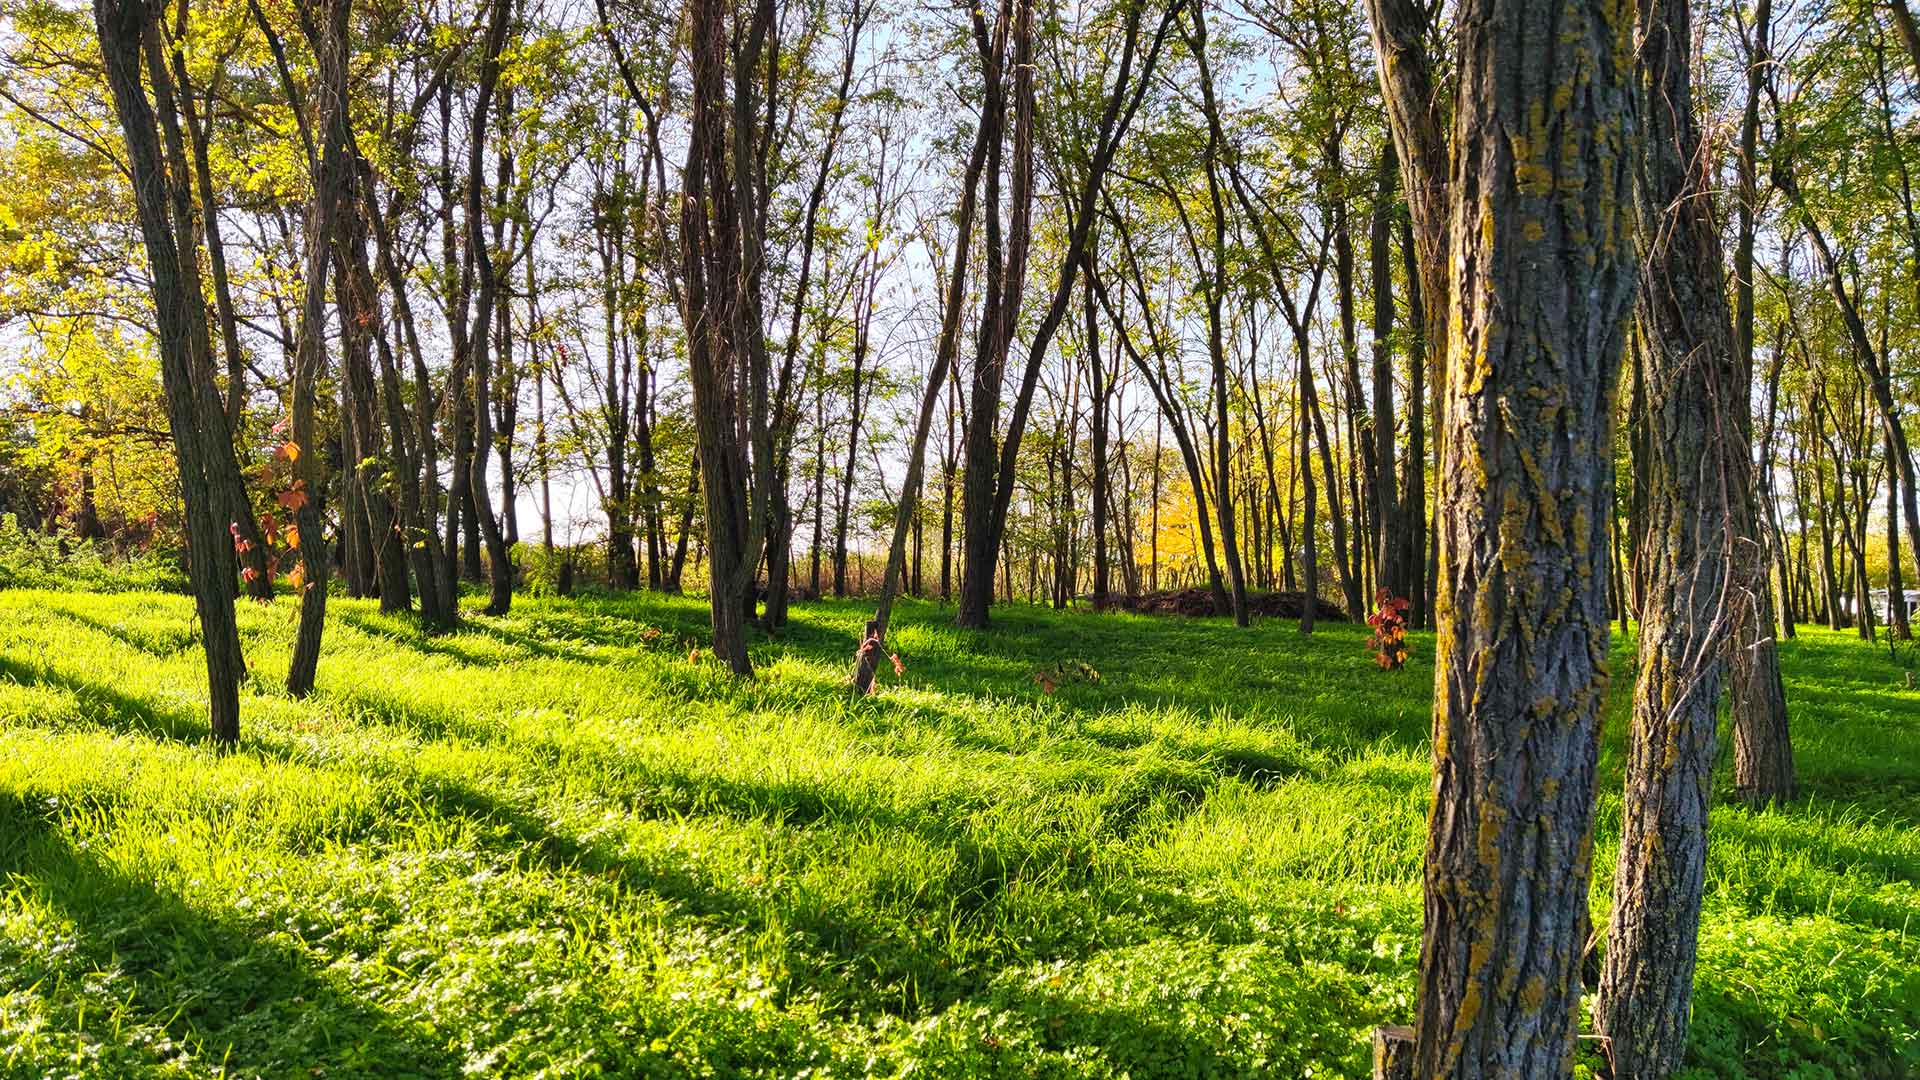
<box><xmin>1366</xmin><ymin>589</ymin><xmax>1411</xmax><ymax>670</ymax></box>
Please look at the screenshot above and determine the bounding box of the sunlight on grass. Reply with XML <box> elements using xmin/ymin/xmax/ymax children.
<box><xmin>2</xmin><ymin>588</ymin><xmax>1917</xmax><ymax>1077</ymax></box>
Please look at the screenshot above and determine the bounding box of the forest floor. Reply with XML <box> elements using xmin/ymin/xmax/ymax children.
<box><xmin>0</xmin><ymin>586</ymin><xmax>1916</xmax><ymax>1079</ymax></box>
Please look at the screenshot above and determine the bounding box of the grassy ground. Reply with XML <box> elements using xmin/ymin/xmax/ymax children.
<box><xmin>0</xmin><ymin>586</ymin><xmax>1916</xmax><ymax>1079</ymax></box>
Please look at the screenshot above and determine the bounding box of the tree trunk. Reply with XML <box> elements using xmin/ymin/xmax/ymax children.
<box><xmin>1363</xmin><ymin>0</ymin><xmax>1449</xmax><ymax>514</ymax></box>
<box><xmin>1401</xmin><ymin>209</ymin><xmax>1429</xmax><ymax>627</ymax></box>
<box><xmin>463</xmin><ymin>0</ymin><xmax>515</xmax><ymax>617</ymax></box>
<box><xmin>285</xmin><ymin>0</ymin><xmax>353</xmax><ymax>698</ymax></box>
<box><xmin>155</xmin><ymin>28</ymin><xmax>275</xmax><ymax>604</ymax></box>
<box><xmin>1890</xmin><ymin>434</ymin><xmax>1912</xmax><ymax>639</ymax></box>
<box><xmin>1597</xmin><ymin>0</ymin><xmax>1749</xmax><ymax>1064</ymax></box>
<box><xmin>680</xmin><ymin>0</ymin><xmax>776</xmax><ymax>673</ymax></box>
<box><xmin>1087</xmin><ymin>249</ymin><xmax>1112</xmax><ymax>610</ymax></box>
<box><xmin>1415</xmin><ymin>0</ymin><xmax>1637</xmax><ymax>1072</ymax></box>
<box><xmin>1371</xmin><ymin>145</ymin><xmax>1402</xmax><ymax>603</ymax></box>
<box><xmin>94</xmin><ymin>0</ymin><xmax>247</xmax><ymax>743</ymax></box>
<box><xmin>954</xmin><ymin>0</ymin><xmax>1029</xmax><ymax>630</ymax></box>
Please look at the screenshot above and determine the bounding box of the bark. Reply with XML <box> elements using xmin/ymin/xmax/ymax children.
<box><xmin>1371</xmin><ymin>144</ymin><xmax>1402</xmax><ymax>603</ymax></box>
<box><xmin>148</xmin><ymin>13</ymin><xmax>273</xmax><ymax>603</ymax></box>
<box><xmin>680</xmin><ymin>0</ymin><xmax>776</xmax><ymax>673</ymax></box>
<box><xmin>1416</xmin><ymin>0</ymin><xmax>1637</xmax><ymax>1073</ymax></box>
<box><xmin>1087</xmin><ymin>235</ymin><xmax>1113</xmax><ymax>610</ymax></box>
<box><xmin>1891</xmin><ymin>0</ymin><xmax>1920</xmax><ymax>83</ymax></box>
<box><xmin>165</xmin><ymin>50</ymin><xmax>275</xmax><ymax>601</ymax></box>
<box><xmin>1890</xmin><ymin>433</ymin><xmax>1912</xmax><ymax>640</ymax></box>
<box><xmin>1596</xmin><ymin>0</ymin><xmax>1748</xmax><ymax>1065</ymax></box>
<box><xmin>1297</xmin><ymin>314</ymin><xmax>1319</xmax><ymax>635</ymax></box>
<box><xmin>94</xmin><ymin>0</ymin><xmax>246</xmax><ymax>744</ymax></box>
<box><xmin>1362</xmin><ymin>0</ymin><xmax>1449</xmax><ymax>478</ymax></box>
<box><xmin>284</xmin><ymin>0</ymin><xmax>353</xmax><ymax>698</ymax></box>
<box><xmin>1402</xmin><ymin>209</ymin><xmax>1429</xmax><ymax>627</ymax></box>
<box><xmin>765</xmin><ymin>0</ymin><xmax>865</xmax><ymax>628</ymax></box>
<box><xmin>958</xmin><ymin>0</ymin><xmax>1180</xmax><ymax>627</ymax></box>
<box><xmin>330</xmin><ymin>154</ymin><xmax>409</xmax><ymax>614</ymax></box>
<box><xmin>1329</xmin><ymin>127</ymin><xmax>1371</xmax><ymax>615</ymax></box>
<box><xmin>438</xmin><ymin>78</ymin><xmax>472</xmax><ymax>597</ymax></box>
<box><xmin>596</xmin><ymin>162</ymin><xmax>640</xmax><ymax>591</ymax></box>
<box><xmin>954</xmin><ymin>0</ymin><xmax>1035</xmax><ymax>629</ymax></box>
<box><xmin>463</xmin><ymin>0</ymin><xmax>516</xmax><ymax>616</ymax></box>
<box><xmin>1725</xmin><ymin>0</ymin><xmax>1796</xmax><ymax>804</ymax></box>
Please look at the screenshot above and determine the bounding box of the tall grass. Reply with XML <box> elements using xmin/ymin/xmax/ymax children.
<box><xmin>0</xmin><ymin>588</ymin><xmax>1915</xmax><ymax>1077</ymax></box>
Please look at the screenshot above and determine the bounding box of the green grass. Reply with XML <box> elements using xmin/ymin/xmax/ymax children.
<box><xmin>0</xmin><ymin>587</ymin><xmax>1916</xmax><ymax>1078</ymax></box>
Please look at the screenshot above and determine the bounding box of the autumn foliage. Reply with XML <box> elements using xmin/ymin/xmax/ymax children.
<box><xmin>231</xmin><ymin>434</ymin><xmax>309</xmax><ymax>595</ymax></box>
<box><xmin>1366</xmin><ymin>589</ymin><xmax>1411</xmax><ymax>670</ymax></box>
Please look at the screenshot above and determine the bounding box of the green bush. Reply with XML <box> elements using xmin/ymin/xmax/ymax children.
<box><xmin>0</xmin><ymin>515</ymin><xmax>186</xmax><ymax>593</ymax></box>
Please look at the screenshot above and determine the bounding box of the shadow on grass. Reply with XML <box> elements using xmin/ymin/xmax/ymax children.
<box><xmin>311</xmin><ymin>723</ymin><xmax>1224</xmax><ymax>1023</ymax></box>
<box><xmin>44</xmin><ymin>605</ymin><xmax>197</xmax><ymax>659</ymax></box>
<box><xmin>0</xmin><ymin>653</ymin><xmax>207</xmax><ymax>743</ymax></box>
<box><xmin>0</xmin><ymin>794</ymin><xmax>460</xmax><ymax>1078</ymax></box>
<box><xmin>395</xmin><ymin>769</ymin><xmax>1021</xmax><ymax>1018</ymax></box>
<box><xmin>337</xmin><ymin>610</ymin><xmax>502</xmax><ymax>668</ymax></box>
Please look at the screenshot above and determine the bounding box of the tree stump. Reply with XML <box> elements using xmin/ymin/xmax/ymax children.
<box><xmin>1372</xmin><ymin>1024</ymin><xmax>1414</xmax><ymax>1080</ymax></box>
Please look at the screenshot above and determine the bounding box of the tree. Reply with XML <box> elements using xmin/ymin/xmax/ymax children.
<box><xmin>953</xmin><ymin>0</ymin><xmax>1179</xmax><ymax>628</ymax></box>
<box><xmin>92</xmin><ymin>0</ymin><xmax>247</xmax><ymax>742</ymax></box>
<box><xmin>283</xmin><ymin>0</ymin><xmax>352</xmax><ymax>698</ymax></box>
<box><xmin>1595</xmin><ymin>0</ymin><xmax>1755</xmax><ymax>1065</ymax></box>
<box><xmin>1411</xmin><ymin>0</ymin><xmax>1638</xmax><ymax>1073</ymax></box>
<box><xmin>680</xmin><ymin>0</ymin><xmax>778</xmax><ymax>674</ymax></box>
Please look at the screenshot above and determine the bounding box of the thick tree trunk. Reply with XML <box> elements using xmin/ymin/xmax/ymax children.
<box><xmin>1415</xmin><ymin>0</ymin><xmax>1637</xmax><ymax>1073</ymax></box>
<box><xmin>1597</xmin><ymin>0</ymin><xmax>1749</xmax><ymax>1065</ymax></box>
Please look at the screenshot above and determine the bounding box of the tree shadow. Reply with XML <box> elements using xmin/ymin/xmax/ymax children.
<box><xmin>337</xmin><ymin>610</ymin><xmax>502</xmax><ymax>668</ymax></box>
<box><xmin>0</xmin><ymin>652</ymin><xmax>207</xmax><ymax>743</ymax></box>
<box><xmin>345</xmin><ymin>732</ymin><xmax>1232</xmax><ymax>1023</ymax></box>
<box><xmin>0</xmin><ymin>794</ymin><xmax>460</xmax><ymax>1078</ymax></box>
<box><xmin>44</xmin><ymin>604</ymin><xmax>197</xmax><ymax>659</ymax></box>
